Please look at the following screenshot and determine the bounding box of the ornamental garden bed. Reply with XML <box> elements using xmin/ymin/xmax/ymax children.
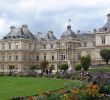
<box><xmin>12</xmin><ymin>82</ymin><xmax>110</xmax><ymax>100</ymax></box>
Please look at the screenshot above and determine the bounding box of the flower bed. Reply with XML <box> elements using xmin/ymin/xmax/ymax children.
<box><xmin>12</xmin><ymin>82</ymin><xmax>110</xmax><ymax>100</ymax></box>
<box><xmin>11</xmin><ymin>72</ymin><xmax>110</xmax><ymax>100</ymax></box>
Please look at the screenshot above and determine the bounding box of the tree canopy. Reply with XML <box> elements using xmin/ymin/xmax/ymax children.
<box><xmin>100</xmin><ymin>49</ymin><xmax>110</xmax><ymax>64</ymax></box>
<box><xmin>74</xmin><ymin>64</ymin><xmax>81</xmax><ymax>71</ymax></box>
<box><xmin>40</xmin><ymin>60</ymin><xmax>49</xmax><ymax>72</ymax></box>
<box><xmin>58</xmin><ymin>64</ymin><xmax>68</xmax><ymax>71</ymax></box>
<box><xmin>9</xmin><ymin>65</ymin><xmax>15</xmax><ymax>70</ymax></box>
<box><xmin>80</xmin><ymin>54</ymin><xmax>91</xmax><ymax>71</ymax></box>
<box><xmin>29</xmin><ymin>65</ymin><xmax>38</xmax><ymax>71</ymax></box>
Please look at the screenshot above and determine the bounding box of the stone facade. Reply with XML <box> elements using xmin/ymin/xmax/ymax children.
<box><xmin>0</xmin><ymin>14</ymin><xmax>110</xmax><ymax>72</ymax></box>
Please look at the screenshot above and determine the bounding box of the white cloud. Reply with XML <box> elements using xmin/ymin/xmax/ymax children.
<box><xmin>0</xmin><ymin>0</ymin><xmax>110</xmax><ymax>38</ymax></box>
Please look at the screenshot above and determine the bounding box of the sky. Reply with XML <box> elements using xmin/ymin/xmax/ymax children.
<box><xmin>0</xmin><ymin>0</ymin><xmax>110</xmax><ymax>39</ymax></box>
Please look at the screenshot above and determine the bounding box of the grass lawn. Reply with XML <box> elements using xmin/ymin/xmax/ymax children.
<box><xmin>0</xmin><ymin>76</ymin><xmax>83</xmax><ymax>100</ymax></box>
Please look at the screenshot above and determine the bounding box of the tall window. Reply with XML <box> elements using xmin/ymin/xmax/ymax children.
<box><xmin>9</xmin><ymin>43</ymin><xmax>11</xmax><ymax>49</ymax></box>
<box><xmin>43</xmin><ymin>45</ymin><xmax>46</xmax><ymax>49</ymax></box>
<box><xmin>1</xmin><ymin>66</ymin><xmax>4</xmax><ymax>70</ymax></box>
<box><xmin>36</xmin><ymin>55</ymin><xmax>39</xmax><ymax>61</ymax></box>
<box><xmin>24</xmin><ymin>43</ymin><xmax>27</xmax><ymax>49</ymax></box>
<box><xmin>52</xmin><ymin>55</ymin><xmax>54</xmax><ymax>61</ymax></box>
<box><xmin>29</xmin><ymin>54</ymin><xmax>33</xmax><ymax>61</ymax></box>
<box><xmin>2</xmin><ymin>55</ymin><xmax>5</xmax><ymax>61</ymax></box>
<box><xmin>29</xmin><ymin>44</ymin><xmax>32</xmax><ymax>49</ymax></box>
<box><xmin>61</xmin><ymin>53</ymin><xmax>66</xmax><ymax>60</ymax></box>
<box><xmin>84</xmin><ymin>42</ymin><xmax>87</xmax><ymax>47</ymax></box>
<box><xmin>15</xmin><ymin>55</ymin><xmax>18</xmax><ymax>60</ymax></box>
<box><xmin>102</xmin><ymin>37</ymin><xmax>105</xmax><ymax>44</ymax></box>
<box><xmin>9</xmin><ymin>55</ymin><xmax>11</xmax><ymax>61</ymax></box>
<box><xmin>24</xmin><ymin>54</ymin><xmax>26</xmax><ymax>60</ymax></box>
<box><xmin>51</xmin><ymin>45</ymin><xmax>53</xmax><ymax>49</ymax></box>
<box><xmin>15</xmin><ymin>43</ymin><xmax>18</xmax><ymax>49</ymax></box>
<box><xmin>77</xmin><ymin>53</ymin><xmax>81</xmax><ymax>60</ymax></box>
<box><xmin>93</xmin><ymin>42</ymin><xmax>96</xmax><ymax>46</ymax></box>
<box><xmin>44</xmin><ymin>54</ymin><xmax>46</xmax><ymax>60</ymax></box>
<box><xmin>15</xmin><ymin>66</ymin><xmax>18</xmax><ymax>70</ymax></box>
<box><xmin>2</xmin><ymin>43</ymin><xmax>5</xmax><ymax>50</ymax></box>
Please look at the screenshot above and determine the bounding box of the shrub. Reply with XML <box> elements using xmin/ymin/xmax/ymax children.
<box><xmin>58</xmin><ymin>64</ymin><xmax>68</xmax><ymax>72</ymax></box>
<box><xmin>40</xmin><ymin>60</ymin><xmax>49</xmax><ymax>72</ymax></box>
<box><xmin>74</xmin><ymin>64</ymin><xmax>81</xmax><ymax>71</ymax></box>
<box><xmin>99</xmin><ymin>83</ymin><xmax>110</xmax><ymax>95</ymax></box>
<box><xmin>100</xmin><ymin>49</ymin><xmax>110</xmax><ymax>64</ymax></box>
<box><xmin>80</xmin><ymin>55</ymin><xmax>91</xmax><ymax>71</ymax></box>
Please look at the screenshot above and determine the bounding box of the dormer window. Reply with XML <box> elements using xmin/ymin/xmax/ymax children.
<box><xmin>12</xmin><ymin>36</ymin><xmax>15</xmax><ymax>38</ymax></box>
<box><xmin>17</xmin><ymin>35</ymin><xmax>20</xmax><ymax>38</ymax></box>
<box><xmin>9</xmin><ymin>36</ymin><xmax>11</xmax><ymax>38</ymax></box>
<box><xmin>105</xmin><ymin>28</ymin><xmax>107</xmax><ymax>31</ymax></box>
<box><xmin>3</xmin><ymin>37</ymin><xmax>7</xmax><ymax>39</ymax></box>
<box><xmin>21</xmin><ymin>35</ymin><xmax>24</xmax><ymax>38</ymax></box>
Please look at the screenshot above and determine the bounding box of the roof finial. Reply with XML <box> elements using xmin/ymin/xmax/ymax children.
<box><xmin>67</xmin><ymin>19</ymin><xmax>71</xmax><ymax>26</ymax></box>
<box><xmin>66</xmin><ymin>19</ymin><xmax>71</xmax><ymax>30</ymax></box>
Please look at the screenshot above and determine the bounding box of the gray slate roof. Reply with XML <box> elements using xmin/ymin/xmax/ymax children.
<box><xmin>60</xmin><ymin>25</ymin><xmax>76</xmax><ymax>38</ymax></box>
<box><xmin>99</xmin><ymin>14</ymin><xmax>110</xmax><ymax>32</ymax></box>
<box><xmin>3</xmin><ymin>25</ymin><xmax>35</xmax><ymax>40</ymax></box>
<box><xmin>36</xmin><ymin>32</ymin><xmax>46</xmax><ymax>41</ymax></box>
<box><xmin>45</xmin><ymin>31</ymin><xmax>57</xmax><ymax>41</ymax></box>
<box><xmin>76</xmin><ymin>33</ymin><xmax>95</xmax><ymax>38</ymax></box>
<box><xmin>36</xmin><ymin>31</ymin><xmax>57</xmax><ymax>41</ymax></box>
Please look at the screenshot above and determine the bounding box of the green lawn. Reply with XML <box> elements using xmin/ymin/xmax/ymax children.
<box><xmin>0</xmin><ymin>76</ymin><xmax>83</xmax><ymax>100</ymax></box>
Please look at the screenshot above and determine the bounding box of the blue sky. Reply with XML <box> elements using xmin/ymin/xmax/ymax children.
<box><xmin>0</xmin><ymin>0</ymin><xmax>110</xmax><ymax>38</ymax></box>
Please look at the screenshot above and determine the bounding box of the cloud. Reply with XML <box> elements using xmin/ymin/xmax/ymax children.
<box><xmin>0</xmin><ymin>0</ymin><xmax>110</xmax><ymax>38</ymax></box>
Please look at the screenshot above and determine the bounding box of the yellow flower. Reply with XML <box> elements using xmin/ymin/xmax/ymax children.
<box><xmin>71</xmin><ymin>88</ymin><xmax>80</xmax><ymax>94</ymax></box>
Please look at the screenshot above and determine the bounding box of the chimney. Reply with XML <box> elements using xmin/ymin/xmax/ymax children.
<box><xmin>22</xmin><ymin>24</ymin><xmax>28</xmax><ymax>28</ymax></box>
<box><xmin>107</xmin><ymin>13</ymin><xmax>110</xmax><ymax>22</ymax></box>
<box><xmin>22</xmin><ymin>24</ymin><xmax>28</xmax><ymax>33</ymax></box>
<box><xmin>48</xmin><ymin>31</ymin><xmax>53</xmax><ymax>37</ymax></box>
<box><xmin>10</xmin><ymin>26</ymin><xmax>16</xmax><ymax>31</ymax></box>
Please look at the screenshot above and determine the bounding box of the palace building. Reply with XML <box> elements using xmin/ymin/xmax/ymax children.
<box><xmin>0</xmin><ymin>14</ymin><xmax>110</xmax><ymax>72</ymax></box>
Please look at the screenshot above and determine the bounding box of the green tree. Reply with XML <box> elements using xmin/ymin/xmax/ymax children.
<box><xmin>58</xmin><ymin>64</ymin><xmax>68</xmax><ymax>72</ymax></box>
<box><xmin>74</xmin><ymin>64</ymin><xmax>81</xmax><ymax>71</ymax></box>
<box><xmin>49</xmin><ymin>65</ymin><xmax>55</xmax><ymax>73</ymax></box>
<box><xmin>80</xmin><ymin>55</ymin><xmax>91</xmax><ymax>71</ymax></box>
<box><xmin>9</xmin><ymin>65</ymin><xmax>15</xmax><ymax>71</ymax></box>
<box><xmin>29</xmin><ymin>65</ymin><xmax>37</xmax><ymax>72</ymax></box>
<box><xmin>40</xmin><ymin>60</ymin><xmax>49</xmax><ymax>72</ymax></box>
<box><xmin>9</xmin><ymin>65</ymin><xmax>15</xmax><ymax>76</ymax></box>
<box><xmin>100</xmin><ymin>49</ymin><xmax>110</xmax><ymax>64</ymax></box>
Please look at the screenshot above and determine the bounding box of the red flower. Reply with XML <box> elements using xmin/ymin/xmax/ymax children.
<box><xmin>29</xmin><ymin>96</ymin><xmax>33</xmax><ymax>100</ymax></box>
<box><xmin>69</xmin><ymin>96</ymin><xmax>72</xmax><ymax>100</ymax></box>
<box><xmin>74</xmin><ymin>95</ymin><xmax>78</xmax><ymax>100</ymax></box>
